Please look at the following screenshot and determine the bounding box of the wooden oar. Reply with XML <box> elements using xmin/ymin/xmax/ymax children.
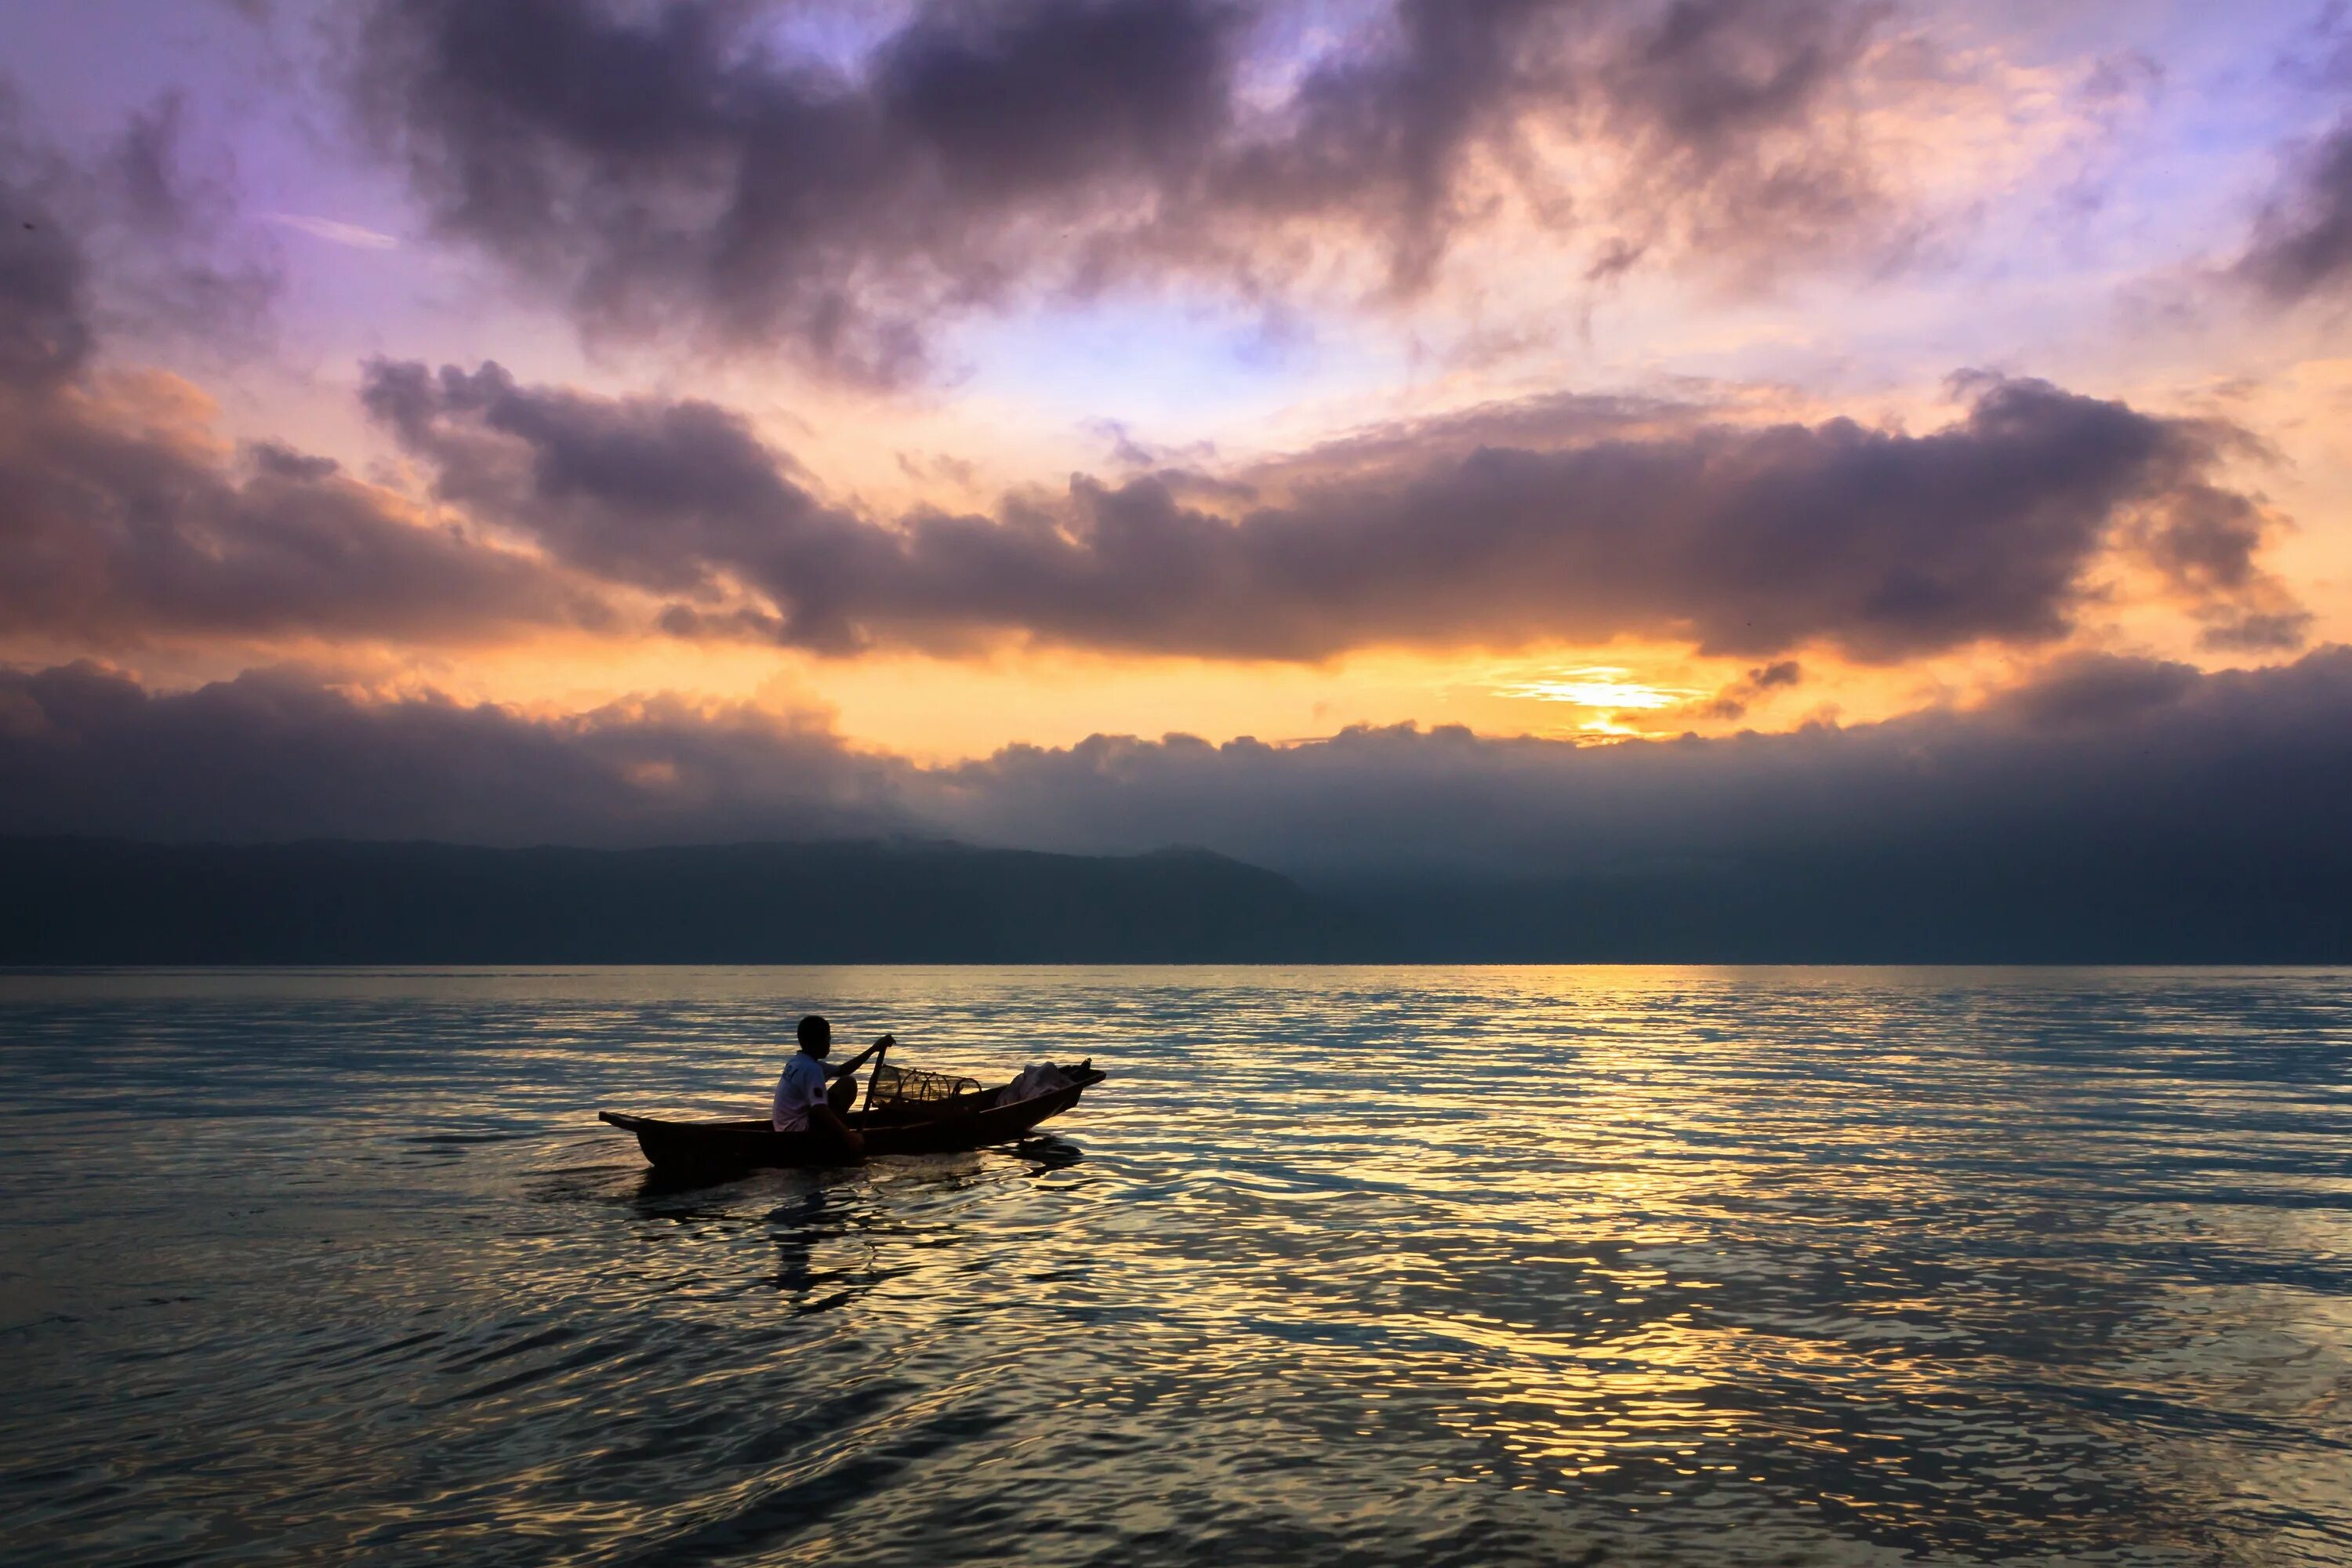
<box><xmin>858</xmin><ymin>1035</ymin><xmax>894</xmax><ymax>1115</ymax></box>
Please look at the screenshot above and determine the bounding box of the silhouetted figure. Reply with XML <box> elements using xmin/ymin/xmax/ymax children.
<box><xmin>772</xmin><ymin>1015</ymin><xmax>891</xmax><ymax>1156</ymax></box>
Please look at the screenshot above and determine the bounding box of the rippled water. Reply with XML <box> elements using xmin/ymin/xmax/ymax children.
<box><xmin>3</xmin><ymin>967</ymin><xmax>2350</xmax><ymax>1566</ymax></box>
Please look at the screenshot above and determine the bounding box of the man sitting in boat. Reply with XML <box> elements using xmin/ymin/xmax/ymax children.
<box><xmin>772</xmin><ymin>1015</ymin><xmax>891</xmax><ymax>1150</ymax></box>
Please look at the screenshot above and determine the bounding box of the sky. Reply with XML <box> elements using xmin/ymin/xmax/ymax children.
<box><xmin>2</xmin><ymin>0</ymin><xmax>2350</xmax><ymax>875</ymax></box>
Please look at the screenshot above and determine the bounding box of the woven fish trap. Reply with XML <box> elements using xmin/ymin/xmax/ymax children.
<box><xmin>866</xmin><ymin>1062</ymin><xmax>982</xmax><ymax>1107</ymax></box>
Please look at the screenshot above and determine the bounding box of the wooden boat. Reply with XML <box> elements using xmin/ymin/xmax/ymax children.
<box><xmin>600</xmin><ymin>1059</ymin><xmax>1105</xmax><ymax>1174</ymax></box>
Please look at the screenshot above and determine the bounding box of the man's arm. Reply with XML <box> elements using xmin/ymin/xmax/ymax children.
<box><xmin>823</xmin><ymin>1033</ymin><xmax>895</xmax><ymax>1079</ymax></box>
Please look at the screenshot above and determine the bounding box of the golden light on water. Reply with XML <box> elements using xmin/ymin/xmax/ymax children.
<box><xmin>8</xmin><ymin>964</ymin><xmax>2350</xmax><ymax>1558</ymax></box>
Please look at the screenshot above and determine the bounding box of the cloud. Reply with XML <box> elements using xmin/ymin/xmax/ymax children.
<box><xmin>0</xmin><ymin>90</ymin><xmax>2303</xmax><ymax>672</ymax></box>
<box><xmin>1686</xmin><ymin>658</ymin><xmax>1802</xmax><ymax>722</ymax></box>
<box><xmin>0</xmin><ymin>84</ymin><xmax>276</xmax><ymax>373</ymax></box>
<box><xmin>351</xmin><ymin>0</ymin><xmax>1918</xmax><ymax>374</ymax></box>
<box><xmin>4</xmin><ymin>650</ymin><xmax>2347</xmax><ymax>952</ymax></box>
<box><xmin>2124</xmin><ymin>457</ymin><xmax>2311</xmax><ymax>652</ymax></box>
<box><xmin>0</xmin><ymin>386</ymin><xmax>609</xmax><ymax>646</ymax></box>
<box><xmin>0</xmin><ymin>148</ymin><xmax>93</xmax><ymax>390</ymax></box>
<box><xmin>366</xmin><ymin>358</ymin><xmax>2291</xmax><ymax>663</ymax></box>
<box><xmin>1987</xmin><ymin>649</ymin><xmax>2196</xmax><ymax>731</ymax></box>
<box><xmin>352</xmin><ymin>0</ymin><xmax>1239</xmax><ymax>379</ymax></box>
<box><xmin>0</xmin><ymin>662</ymin><xmax>899</xmax><ymax>845</ymax></box>
<box><xmin>1581</xmin><ymin>0</ymin><xmax>1893</xmax><ymax>271</ymax></box>
<box><xmin>916</xmin><ymin>644</ymin><xmax>2352</xmax><ymax>883</ymax></box>
<box><xmin>2238</xmin><ymin>115</ymin><xmax>2352</xmax><ymax>304</ymax></box>
<box><xmin>82</xmin><ymin>92</ymin><xmax>280</xmax><ymax>347</ymax></box>
<box><xmin>360</xmin><ymin>357</ymin><xmax>870</xmax><ymax>644</ymax></box>
<box><xmin>5</xmin><ymin>136</ymin><xmax>2303</xmax><ymax>672</ymax></box>
<box><xmin>0</xmin><ymin>134</ymin><xmax>605</xmax><ymax>649</ymax></box>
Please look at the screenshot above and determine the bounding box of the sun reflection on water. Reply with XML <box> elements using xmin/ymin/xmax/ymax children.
<box><xmin>1</xmin><ymin>965</ymin><xmax>2349</xmax><ymax>1564</ymax></box>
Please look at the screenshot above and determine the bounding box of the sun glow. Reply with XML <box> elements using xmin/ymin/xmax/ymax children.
<box><xmin>1492</xmin><ymin>668</ymin><xmax>1700</xmax><ymax>711</ymax></box>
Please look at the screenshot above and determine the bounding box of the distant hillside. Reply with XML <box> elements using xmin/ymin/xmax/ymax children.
<box><xmin>5</xmin><ymin>835</ymin><xmax>2347</xmax><ymax>964</ymax></box>
<box><xmin>1315</xmin><ymin>857</ymin><xmax>2352</xmax><ymax>966</ymax></box>
<box><xmin>0</xmin><ymin>838</ymin><xmax>1341</xmax><ymax>964</ymax></box>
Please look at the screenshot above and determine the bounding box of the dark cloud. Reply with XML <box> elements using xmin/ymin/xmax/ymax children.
<box><xmin>354</xmin><ymin>0</ymin><xmax>1906</xmax><ymax>372</ymax></box>
<box><xmin>0</xmin><ymin>394</ymin><xmax>607</xmax><ymax>644</ymax></box>
<box><xmin>369</xmin><ymin>358</ymin><xmax>2281</xmax><ymax>662</ymax></box>
<box><xmin>0</xmin><ymin>125</ymin><xmax>93</xmax><ymax>389</ymax></box>
<box><xmin>2241</xmin><ymin>3</ymin><xmax>2352</xmax><ymax>301</ymax></box>
<box><xmin>354</xmin><ymin>0</ymin><xmax>1241</xmax><ymax>377</ymax></box>
<box><xmin>0</xmin><ymin>83</ymin><xmax>278</xmax><ymax>356</ymax></box>
<box><xmin>2198</xmin><ymin>608</ymin><xmax>2313</xmax><ymax>652</ymax></box>
<box><xmin>361</xmin><ymin>357</ymin><xmax>869</xmax><ymax>645</ymax></box>
<box><xmin>919</xmin><ymin>645</ymin><xmax>2352</xmax><ymax>883</ymax></box>
<box><xmin>1990</xmin><ymin>650</ymin><xmax>2198</xmax><ymax>730</ymax></box>
<box><xmin>5</xmin><ymin>648</ymin><xmax>2346</xmax><ymax>960</ymax></box>
<box><xmin>0</xmin><ymin>84</ymin><xmax>2303</xmax><ymax>670</ymax></box>
<box><xmin>1608</xmin><ymin>0</ymin><xmax>1867</xmax><ymax>153</ymax></box>
<box><xmin>2141</xmin><ymin>481</ymin><xmax>2267</xmax><ymax>592</ymax></box>
<box><xmin>1585</xmin><ymin>0</ymin><xmax>1891</xmax><ymax>270</ymax></box>
<box><xmin>0</xmin><ymin>132</ymin><xmax>602</xmax><ymax>649</ymax></box>
<box><xmin>1690</xmin><ymin>658</ymin><xmax>1802</xmax><ymax>721</ymax></box>
<box><xmin>2129</xmin><ymin>467</ymin><xmax>2310</xmax><ymax>652</ymax></box>
<box><xmin>94</xmin><ymin>93</ymin><xmax>279</xmax><ymax>343</ymax></box>
<box><xmin>1207</xmin><ymin>0</ymin><xmax>1570</xmax><ymax>292</ymax></box>
<box><xmin>0</xmin><ymin>662</ymin><xmax>898</xmax><ymax>846</ymax></box>
<box><xmin>2238</xmin><ymin>115</ymin><xmax>2352</xmax><ymax>303</ymax></box>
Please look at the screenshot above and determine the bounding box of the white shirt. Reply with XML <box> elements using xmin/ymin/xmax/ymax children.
<box><xmin>771</xmin><ymin>1053</ymin><xmax>830</xmax><ymax>1131</ymax></box>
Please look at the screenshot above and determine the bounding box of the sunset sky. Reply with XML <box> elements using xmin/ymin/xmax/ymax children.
<box><xmin>4</xmin><ymin>0</ymin><xmax>2350</xmax><ymax>866</ymax></box>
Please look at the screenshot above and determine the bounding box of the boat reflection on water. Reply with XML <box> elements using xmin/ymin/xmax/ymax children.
<box><xmin>1011</xmin><ymin>1133</ymin><xmax>1087</xmax><ymax>1172</ymax></box>
<box><xmin>624</xmin><ymin>1124</ymin><xmax>1094</xmax><ymax>1311</ymax></box>
<box><xmin>626</xmin><ymin>1132</ymin><xmax>1087</xmax><ymax>1205</ymax></box>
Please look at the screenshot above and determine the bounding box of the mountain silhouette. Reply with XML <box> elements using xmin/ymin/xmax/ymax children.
<box><xmin>5</xmin><ymin>834</ymin><xmax>2347</xmax><ymax>964</ymax></box>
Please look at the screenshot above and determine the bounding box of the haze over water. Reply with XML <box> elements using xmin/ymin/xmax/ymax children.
<box><xmin>4</xmin><ymin>965</ymin><xmax>2350</xmax><ymax>1566</ymax></box>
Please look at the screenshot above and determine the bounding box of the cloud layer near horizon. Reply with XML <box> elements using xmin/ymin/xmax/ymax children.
<box><xmin>5</xmin><ymin>648</ymin><xmax>2347</xmax><ymax>884</ymax></box>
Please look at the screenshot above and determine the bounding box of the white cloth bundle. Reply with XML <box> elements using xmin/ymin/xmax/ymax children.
<box><xmin>1001</xmin><ymin>1062</ymin><xmax>1073</xmax><ymax>1104</ymax></box>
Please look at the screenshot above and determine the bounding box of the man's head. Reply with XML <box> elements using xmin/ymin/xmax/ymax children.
<box><xmin>797</xmin><ymin>1014</ymin><xmax>832</xmax><ymax>1058</ymax></box>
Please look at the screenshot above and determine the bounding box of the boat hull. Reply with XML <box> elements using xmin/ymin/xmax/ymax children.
<box><xmin>600</xmin><ymin>1067</ymin><xmax>1103</xmax><ymax>1174</ymax></box>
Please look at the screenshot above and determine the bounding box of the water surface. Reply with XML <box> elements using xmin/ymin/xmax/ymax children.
<box><xmin>3</xmin><ymin>965</ymin><xmax>2350</xmax><ymax>1565</ymax></box>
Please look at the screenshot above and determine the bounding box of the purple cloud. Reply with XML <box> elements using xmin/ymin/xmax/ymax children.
<box><xmin>367</xmin><ymin>358</ymin><xmax>2293</xmax><ymax>663</ymax></box>
<box><xmin>2240</xmin><ymin>115</ymin><xmax>2352</xmax><ymax>303</ymax></box>
<box><xmin>354</xmin><ymin>0</ymin><xmax>1907</xmax><ymax>375</ymax></box>
<box><xmin>0</xmin><ymin>130</ymin><xmax>608</xmax><ymax>648</ymax></box>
